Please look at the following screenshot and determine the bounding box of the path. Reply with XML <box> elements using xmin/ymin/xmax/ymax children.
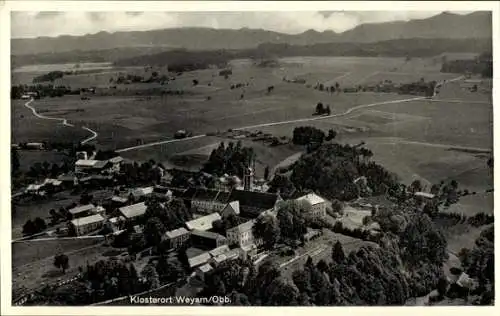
<box><xmin>13</xmin><ymin>234</ymin><xmax>105</xmax><ymax>243</ymax></box>
<box><xmin>24</xmin><ymin>98</ymin><xmax>98</xmax><ymax>144</ymax></box>
<box><xmin>366</xmin><ymin>137</ymin><xmax>491</xmax><ymax>153</ymax></box>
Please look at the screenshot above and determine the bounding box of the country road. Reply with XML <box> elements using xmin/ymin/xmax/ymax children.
<box><xmin>24</xmin><ymin>98</ymin><xmax>98</xmax><ymax>144</ymax></box>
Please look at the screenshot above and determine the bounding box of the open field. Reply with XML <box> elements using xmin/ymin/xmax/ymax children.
<box><xmin>17</xmin><ymin>150</ymin><xmax>68</xmax><ymax>172</ymax></box>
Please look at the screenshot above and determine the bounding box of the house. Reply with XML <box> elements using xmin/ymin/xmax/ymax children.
<box><xmin>303</xmin><ymin>228</ymin><xmax>322</xmax><ymax>242</ymax></box>
<box><xmin>108</xmin><ymin>216</ymin><xmax>125</xmax><ymax>231</ymax></box>
<box><xmin>227</xmin><ymin>190</ymin><xmax>282</xmax><ymax>218</ymax></box>
<box><xmin>110</xmin><ymin>196</ymin><xmax>129</xmax><ymax>207</ymax></box>
<box><xmin>208</xmin><ymin>245</ymin><xmax>230</xmax><ymax>258</ymax></box>
<box><xmin>25</xmin><ymin>142</ymin><xmax>45</xmax><ymax>150</ymax></box>
<box><xmin>129</xmin><ymin>186</ymin><xmax>154</xmax><ymax>201</ymax></box>
<box><xmin>57</xmin><ymin>173</ymin><xmax>79</xmax><ymax>188</ymax></box>
<box><xmin>185</xmin><ymin>213</ymin><xmax>221</xmax><ymax>231</ymax></box>
<box><xmin>414</xmin><ymin>192</ymin><xmax>436</xmax><ymax>202</ymax></box>
<box><xmin>25</xmin><ymin>184</ymin><xmax>45</xmax><ymax>195</ymax></box>
<box><xmin>107</xmin><ymin>156</ymin><xmax>124</xmax><ymax>173</ymax></box>
<box><xmin>188</xmin><ymin>252</ymin><xmax>211</xmax><ymax>269</ymax></box>
<box><xmin>70</xmin><ymin>214</ymin><xmax>105</xmax><ymax>236</ymax></box>
<box><xmin>74</xmin><ymin>159</ymin><xmax>110</xmax><ymax>174</ymax></box>
<box><xmin>210</xmin><ymin>248</ymin><xmax>240</xmax><ymax>267</ymax></box>
<box><xmin>152</xmin><ymin>186</ymin><xmax>173</xmax><ymax>201</ymax></box>
<box><xmin>220</xmin><ymin>201</ymin><xmax>240</xmax><ymax>219</ymax></box>
<box><xmin>296</xmin><ymin>192</ymin><xmax>327</xmax><ymax>219</ymax></box>
<box><xmin>42</xmin><ymin>178</ymin><xmax>63</xmax><ymax>192</ymax></box>
<box><xmin>118</xmin><ymin>202</ymin><xmax>147</xmax><ymax>222</ymax></box>
<box><xmin>164</xmin><ymin>227</ymin><xmax>190</xmax><ymax>249</ymax></box>
<box><xmin>191</xmin><ymin>229</ymin><xmax>227</xmax><ymax>249</ymax></box>
<box><xmin>195</xmin><ymin>263</ymin><xmax>214</xmax><ymax>280</ymax></box>
<box><xmin>226</xmin><ymin>219</ymin><xmax>260</xmax><ymax>248</ymax></box>
<box><xmin>69</xmin><ymin>204</ymin><xmax>99</xmax><ymax>219</ymax></box>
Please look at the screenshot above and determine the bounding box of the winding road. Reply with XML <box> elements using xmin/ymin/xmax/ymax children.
<box><xmin>24</xmin><ymin>99</ymin><xmax>98</xmax><ymax>144</ymax></box>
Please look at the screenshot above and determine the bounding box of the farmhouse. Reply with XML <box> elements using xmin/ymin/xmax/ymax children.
<box><xmin>119</xmin><ymin>202</ymin><xmax>147</xmax><ymax>222</ymax></box>
<box><xmin>185</xmin><ymin>213</ymin><xmax>221</xmax><ymax>231</ymax></box>
<box><xmin>68</xmin><ymin>204</ymin><xmax>102</xmax><ymax>219</ymax></box>
<box><xmin>164</xmin><ymin>227</ymin><xmax>190</xmax><ymax>249</ymax></box>
<box><xmin>70</xmin><ymin>214</ymin><xmax>105</xmax><ymax>236</ymax></box>
<box><xmin>296</xmin><ymin>193</ymin><xmax>327</xmax><ymax>219</ymax></box>
<box><xmin>227</xmin><ymin>190</ymin><xmax>282</xmax><ymax>218</ymax></box>
<box><xmin>74</xmin><ymin>159</ymin><xmax>110</xmax><ymax>174</ymax></box>
<box><xmin>191</xmin><ymin>229</ymin><xmax>227</xmax><ymax>249</ymax></box>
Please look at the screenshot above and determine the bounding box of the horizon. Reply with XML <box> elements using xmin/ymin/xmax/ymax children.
<box><xmin>11</xmin><ymin>10</ymin><xmax>477</xmax><ymax>40</ymax></box>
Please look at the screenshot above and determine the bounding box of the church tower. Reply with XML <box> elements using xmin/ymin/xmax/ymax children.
<box><xmin>243</xmin><ymin>167</ymin><xmax>254</xmax><ymax>191</ymax></box>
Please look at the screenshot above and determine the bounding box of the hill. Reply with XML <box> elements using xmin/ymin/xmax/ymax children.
<box><xmin>11</xmin><ymin>11</ymin><xmax>491</xmax><ymax>56</ymax></box>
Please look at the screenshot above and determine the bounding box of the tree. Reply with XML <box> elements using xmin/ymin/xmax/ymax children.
<box><xmin>315</xmin><ymin>102</ymin><xmax>324</xmax><ymax>115</ymax></box>
<box><xmin>193</xmin><ymin>79</ymin><xmax>199</xmax><ymax>86</ymax></box>
<box><xmin>54</xmin><ymin>253</ymin><xmax>69</xmax><ymax>273</ymax></box>
<box><xmin>436</xmin><ymin>276</ymin><xmax>449</xmax><ymax>298</ymax></box>
<box><xmin>141</xmin><ymin>263</ymin><xmax>160</xmax><ymax>290</ymax></box>
<box><xmin>144</xmin><ymin>217</ymin><xmax>166</xmax><ymax>247</ymax></box>
<box><xmin>11</xmin><ymin>148</ymin><xmax>20</xmax><ymax>175</ymax></box>
<box><xmin>276</xmin><ymin>200</ymin><xmax>308</xmax><ymax>242</ymax></box>
<box><xmin>332</xmin><ymin>241</ymin><xmax>346</xmax><ymax>263</ymax></box>
<box><xmin>409</xmin><ymin>179</ymin><xmax>422</xmax><ymax>193</ymax></box>
<box><xmin>253</xmin><ymin>214</ymin><xmax>280</xmax><ymax>250</ymax></box>
<box><xmin>326</xmin><ymin>129</ymin><xmax>337</xmax><ymax>141</ymax></box>
<box><xmin>264</xmin><ymin>166</ymin><xmax>270</xmax><ymax>180</ymax></box>
<box><xmin>325</xmin><ymin>105</ymin><xmax>331</xmax><ymax>115</ymax></box>
<box><xmin>22</xmin><ymin>220</ymin><xmax>37</xmax><ymax>236</ymax></box>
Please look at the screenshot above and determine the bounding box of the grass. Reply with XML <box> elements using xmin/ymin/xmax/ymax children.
<box><xmin>17</xmin><ymin>150</ymin><xmax>67</xmax><ymax>172</ymax></box>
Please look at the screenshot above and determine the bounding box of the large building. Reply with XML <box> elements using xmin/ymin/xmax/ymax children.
<box><xmin>164</xmin><ymin>227</ymin><xmax>190</xmax><ymax>249</ymax></box>
<box><xmin>118</xmin><ymin>202</ymin><xmax>147</xmax><ymax>222</ymax></box>
<box><xmin>296</xmin><ymin>193</ymin><xmax>327</xmax><ymax>219</ymax></box>
<box><xmin>70</xmin><ymin>214</ymin><xmax>105</xmax><ymax>236</ymax></box>
<box><xmin>68</xmin><ymin>204</ymin><xmax>104</xmax><ymax>219</ymax></box>
<box><xmin>74</xmin><ymin>159</ymin><xmax>110</xmax><ymax>175</ymax></box>
<box><xmin>183</xmin><ymin>188</ymin><xmax>230</xmax><ymax>214</ymax></box>
<box><xmin>226</xmin><ymin>219</ymin><xmax>260</xmax><ymax>248</ymax></box>
<box><xmin>227</xmin><ymin>190</ymin><xmax>282</xmax><ymax>218</ymax></box>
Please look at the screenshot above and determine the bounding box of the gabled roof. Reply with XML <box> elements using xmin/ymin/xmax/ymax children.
<box><xmin>296</xmin><ymin>193</ymin><xmax>326</xmax><ymax>206</ymax></box>
<box><xmin>108</xmin><ymin>156</ymin><xmax>124</xmax><ymax>164</ymax></box>
<box><xmin>75</xmin><ymin>160</ymin><xmax>99</xmax><ymax>167</ymax></box>
<box><xmin>71</xmin><ymin>214</ymin><xmax>105</xmax><ymax>227</ymax></box>
<box><xmin>131</xmin><ymin>186</ymin><xmax>154</xmax><ymax>197</ymax></box>
<box><xmin>228</xmin><ymin>190</ymin><xmax>279</xmax><ymax>211</ymax></box>
<box><xmin>209</xmin><ymin>245</ymin><xmax>230</xmax><ymax>257</ymax></box>
<box><xmin>69</xmin><ymin>204</ymin><xmax>96</xmax><ymax>215</ymax></box>
<box><xmin>119</xmin><ymin>202</ymin><xmax>147</xmax><ymax>219</ymax></box>
<box><xmin>197</xmin><ymin>263</ymin><xmax>213</xmax><ymax>273</ymax></box>
<box><xmin>228</xmin><ymin>219</ymin><xmax>255</xmax><ymax>234</ymax></box>
<box><xmin>111</xmin><ymin>196</ymin><xmax>128</xmax><ymax>203</ymax></box>
<box><xmin>221</xmin><ymin>201</ymin><xmax>240</xmax><ymax>216</ymax></box>
<box><xmin>414</xmin><ymin>192</ymin><xmax>435</xmax><ymax>199</ymax></box>
<box><xmin>186</xmin><ymin>213</ymin><xmax>221</xmax><ymax>231</ymax></box>
<box><xmin>192</xmin><ymin>188</ymin><xmax>220</xmax><ymax>201</ymax></box>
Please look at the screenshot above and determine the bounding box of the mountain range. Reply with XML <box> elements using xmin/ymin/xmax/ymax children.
<box><xmin>12</xmin><ymin>11</ymin><xmax>492</xmax><ymax>55</ymax></box>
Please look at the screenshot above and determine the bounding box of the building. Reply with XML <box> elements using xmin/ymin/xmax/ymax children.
<box><xmin>74</xmin><ymin>159</ymin><xmax>110</xmax><ymax>174</ymax></box>
<box><xmin>69</xmin><ymin>204</ymin><xmax>99</xmax><ymax>219</ymax></box>
<box><xmin>129</xmin><ymin>187</ymin><xmax>154</xmax><ymax>201</ymax></box>
<box><xmin>414</xmin><ymin>192</ymin><xmax>436</xmax><ymax>204</ymax></box>
<box><xmin>227</xmin><ymin>190</ymin><xmax>282</xmax><ymax>218</ymax></box>
<box><xmin>152</xmin><ymin>186</ymin><xmax>173</xmax><ymax>201</ymax></box>
<box><xmin>188</xmin><ymin>252</ymin><xmax>211</xmax><ymax>269</ymax></box>
<box><xmin>195</xmin><ymin>263</ymin><xmax>214</xmax><ymax>280</ymax></box>
<box><xmin>210</xmin><ymin>248</ymin><xmax>240</xmax><ymax>267</ymax></box>
<box><xmin>118</xmin><ymin>202</ymin><xmax>147</xmax><ymax>222</ymax></box>
<box><xmin>185</xmin><ymin>188</ymin><xmax>230</xmax><ymax>214</ymax></box>
<box><xmin>70</xmin><ymin>214</ymin><xmax>105</xmax><ymax>236</ymax></box>
<box><xmin>164</xmin><ymin>227</ymin><xmax>190</xmax><ymax>249</ymax></box>
<box><xmin>220</xmin><ymin>201</ymin><xmax>240</xmax><ymax>219</ymax></box>
<box><xmin>191</xmin><ymin>229</ymin><xmax>227</xmax><ymax>249</ymax></box>
<box><xmin>185</xmin><ymin>213</ymin><xmax>222</xmax><ymax>231</ymax></box>
<box><xmin>226</xmin><ymin>219</ymin><xmax>259</xmax><ymax>248</ymax></box>
<box><xmin>110</xmin><ymin>196</ymin><xmax>129</xmax><ymax>208</ymax></box>
<box><xmin>25</xmin><ymin>143</ymin><xmax>45</xmax><ymax>150</ymax></box>
<box><xmin>107</xmin><ymin>156</ymin><xmax>124</xmax><ymax>173</ymax></box>
<box><xmin>208</xmin><ymin>245</ymin><xmax>230</xmax><ymax>258</ymax></box>
<box><xmin>296</xmin><ymin>193</ymin><xmax>327</xmax><ymax>219</ymax></box>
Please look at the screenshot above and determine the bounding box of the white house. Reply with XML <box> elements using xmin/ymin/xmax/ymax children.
<box><xmin>185</xmin><ymin>213</ymin><xmax>221</xmax><ymax>231</ymax></box>
<box><xmin>226</xmin><ymin>219</ymin><xmax>259</xmax><ymax>248</ymax></box>
<box><xmin>296</xmin><ymin>192</ymin><xmax>327</xmax><ymax>219</ymax></box>
<box><xmin>70</xmin><ymin>214</ymin><xmax>105</xmax><ymax>236</ymax></box>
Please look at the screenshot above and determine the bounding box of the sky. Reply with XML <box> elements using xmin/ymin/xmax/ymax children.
<box><xmin>11</xmin><ymin>11</ymin><xmax>474</xmax><ymax>39</ymax></box>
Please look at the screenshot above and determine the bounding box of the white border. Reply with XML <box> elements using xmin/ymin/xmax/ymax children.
<box><xmin>1</xmin><ymin>1</ymin><xmax>499</xmax><ymax>316</ymax></box>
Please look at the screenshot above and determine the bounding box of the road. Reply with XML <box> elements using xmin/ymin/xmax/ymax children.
<box><xmin>367</xmin><ymin>138</ymin><xmax>491</xmax><ymax>153</ymax></box>
<box><xmin>24</xmin><ymin>98</ymin><xmax>98</xmax><ymax>144</ymax></box>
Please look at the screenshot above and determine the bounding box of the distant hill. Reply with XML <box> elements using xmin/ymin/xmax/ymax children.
<box><xmin>12</xmin><ymin>11</ymin><xmax>492</xmax><ymax>56</ymax></box>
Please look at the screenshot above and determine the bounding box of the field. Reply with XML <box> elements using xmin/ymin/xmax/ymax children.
<box><xmin>11</xmin><ymin>55</ymin><xmax>493</xmax><ymax>199</ymax></box>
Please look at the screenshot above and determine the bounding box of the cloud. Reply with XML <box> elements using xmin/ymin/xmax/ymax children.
<box><xmin>11</xmin><ymin>11</ymin><xmax>474</xmax><ymax>38</ymax></box>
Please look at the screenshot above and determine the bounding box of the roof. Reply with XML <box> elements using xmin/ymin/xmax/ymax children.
<box><xmin>111</xmin><ymin>196</ymin><xmax>128</xmax><ymax>203</ymax></box>
<box><xmin>197</xmin><ymin>263</ymin><xmax>213</xmax><ymax>273</ymax></box>
<box><xmin>108</xmin><ymin>217</ymin><xmax>120</xmax><ymax>224</ymax></box>
<box><xmin>296</xmin><ymin>193</ymin><xmax>326</xmax><ymax>206</ymax></box>
<box><xmin>228</xmin><ymin>219</ymin><xmax>255</xmax><ymax>234</ymax></box>
<box><xmin>165</xmin><ymin>227</ymin><xmax>190</xmax><ymax>239</ymax></box>
<box><xmin>209</xmin><ymin>245</ymin><xmax>230</xmax><ymax>257</ymax></box>
<box><xmin>69</xmin><ymin>204</ymin><xmax>96</xmax><ymax>215</ymax></box>
<box><xmin>108</xmin><ymin>156</ymin><xmax>124</xmax><ymax>164</ymax></box>
<box><xmin>119</xmin><ymin>202</ymin><xmax>147</xmax><ymax>219</ymax></box>
<box><xmin>71</xmin><ymin>214</ymin><xmax>105</xmax><ymax>227</ymax></box>
<box><xmin>228</xmin><ymin>190</ymin><xmax>279</xmax><ymax>211</ymax></box>
<box><xmin>192</xmin><ymin>188</ymin><xmax>220</xmax><ymax>202</ymax></box>
<box><xmin>214</xmin><ymin>191</ymin><xmax>231</xmax><ymax>203</ymax></box>
<box><xmin>414</xmin><ymin>192</ymin><xmax>435</xmax><ymax>199</ymax></box>
<box><xmin>43</xmin><ymin>178</ymin><xmax>62</xmax><ymax>186</ymax></box>
<box><xmin>75</xmin><ymin>160</ymin><xmax>99</xmax><ymax>167</ymax></box>
<box><xmin>222</xmin><ymin>201</ymin><xmax>240</xmax><ymax>216</ymax></box>
<box><xmin>186</xmin><ymin>213</ymin><xmax>221</xmax><ymax>231</ymax></box>
<box><xmin>191</xmin><ymin>229</ymin><xmax>226</xmax><ymax>241</ymax></box>
<box><xmin>153</xmin><ymin>186</ymin><xmax>170</xmax><ymax>195</ymax></box>
<box><xmin>188</xmin><ymin>252</ymin><xmax>211</xmax><ymax>268</ymax></box>
<box><xmin>131</xmin><ymin>186</ymin><xmax>154</xmax><ymax>197</ymax></box>
<box><xmin>26</xmin><ymin>184</ymin><xmax>43</xmax><ymax>191</ymax></box>
<box><xmin>58</xmin><ymin>173</ymin><xmax>77</xmax><ymax>181</ymax></box>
